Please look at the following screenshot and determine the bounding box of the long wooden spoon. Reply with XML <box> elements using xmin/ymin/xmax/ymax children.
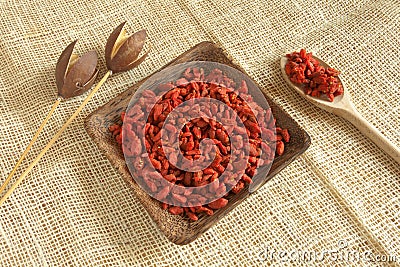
<box><xmin>280</xmin><ymin>56</ymin><xmax>400</xmax><ymax>164</ymax></box>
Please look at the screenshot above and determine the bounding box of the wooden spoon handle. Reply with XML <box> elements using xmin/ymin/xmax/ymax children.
<box><xmin>339</xmin><ymin>106</ymin><xmax>400</xmax><ymax>164</ymax></box>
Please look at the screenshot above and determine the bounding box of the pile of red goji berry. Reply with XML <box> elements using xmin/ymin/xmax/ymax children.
<box><xmin>109</xmin><ymin>67</ymin><xmax>290</xmax><ymax>221</ymax></box>
<box><xmin>285</xmin><ymin>49</ymin><xmax>343</xmax><ymax>102</ymax></box>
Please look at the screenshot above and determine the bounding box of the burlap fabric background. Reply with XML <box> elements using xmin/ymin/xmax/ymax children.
<box><xmin>0</xmin><ymin>0</ymin><xmax>399</xmax><ymax>266</ymax></box>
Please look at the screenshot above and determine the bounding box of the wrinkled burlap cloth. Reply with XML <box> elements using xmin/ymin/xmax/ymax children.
<box><xmin>0</xmin><ymin>0</ymin><xmax>399</xmax><ymax>266</ymax></box>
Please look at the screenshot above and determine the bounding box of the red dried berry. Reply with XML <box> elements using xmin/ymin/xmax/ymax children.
<box><xmin>286</xmin><ymin>49</ymin><xmax>343</xmax><ymax>101</ymax></box>
<box><xmin>276</xmin><ymin>141</ymin><xmax>284</xmax><ymax>156</ymax></box>
<box><xmin>110</xmin><ymin>67</ymin><xmax>291</xmax><ymax>221</ymax></box>
<box><xmin>281</xmin><ymin>129</ymin><xmax>290</xmax><ymax>143</ymax></box>
<box><xmin>196</xmin><ymin>206</ymin><xmax>214</xmax><ymax>216</ymax></box>
<box><xmin>186</xmin><ymin>212</ymin><xmax>198</xmax><ymax>221</ymax></box>
<box><xmin>168</xmin><ymin>206</ymin><xmax>183</xmax><ymax>215</ymax></box>
<box><xmin>208</xmin><ymin>198</ymin><xmax>228</xmax><ymax>210</ymax></box>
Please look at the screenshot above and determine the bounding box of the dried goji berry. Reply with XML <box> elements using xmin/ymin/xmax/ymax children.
<box><xmin>286</xmin><ymin>49</ymin><xmax>343</xmax><ymax>101</ymax></box>
<box><xmin>276</xmin><ymin>141</ymin><xmax>284</xmax><ymax>156</ymax></box>
<box><xmin>186</xmin><ymin>212</ymin><xmax>198</xmax><ymax>221</ymax></box>
<box><xmin>110</xmin><ymin>67</ymin><xmax>292</xmax><ymax>221</ymax></box>
<box><xmin>168</xmin><ymin>206</ymin><xmax>183</xmax><ymax>215</ymax></box>
<box><xmin>207</xmin><ymin>198</ymin><xmax>228</xmax><ymax>210</ymax></box>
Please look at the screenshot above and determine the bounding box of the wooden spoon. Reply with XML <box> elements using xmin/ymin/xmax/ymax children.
<box><xmin>280</xmin><ymin>56</ymin><xmax>400</xmax><ymax>164</ymax></box>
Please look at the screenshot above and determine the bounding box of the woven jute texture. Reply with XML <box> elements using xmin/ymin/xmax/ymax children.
<box><xmin>0</xmin><ymin>0</ymin><xmax>399</xmax><ymax>266</ymax></box>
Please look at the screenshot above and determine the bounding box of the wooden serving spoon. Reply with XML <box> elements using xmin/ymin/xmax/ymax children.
<box><xmin>280</xmin><ymin>56</ymin><xmax>400</xmax><ymax>164</ymax></box>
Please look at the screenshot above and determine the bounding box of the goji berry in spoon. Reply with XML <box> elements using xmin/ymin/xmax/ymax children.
<box><xmin>285</xmin><ymin>49</ymin><xmax>344</xmax><ymax>102</ymax></box>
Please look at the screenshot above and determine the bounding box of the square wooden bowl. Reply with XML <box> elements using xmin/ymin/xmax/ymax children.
<box><xmin>84</xmin><ymin>42</ymin><xmax>311</xmax><ymax>245</ymax></box>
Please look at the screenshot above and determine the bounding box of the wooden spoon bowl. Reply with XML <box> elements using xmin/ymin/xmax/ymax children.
<box><xmin>281</xmin><ymin>56</ymin><xmax>400</xmax><ymax>164</ymax></box>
